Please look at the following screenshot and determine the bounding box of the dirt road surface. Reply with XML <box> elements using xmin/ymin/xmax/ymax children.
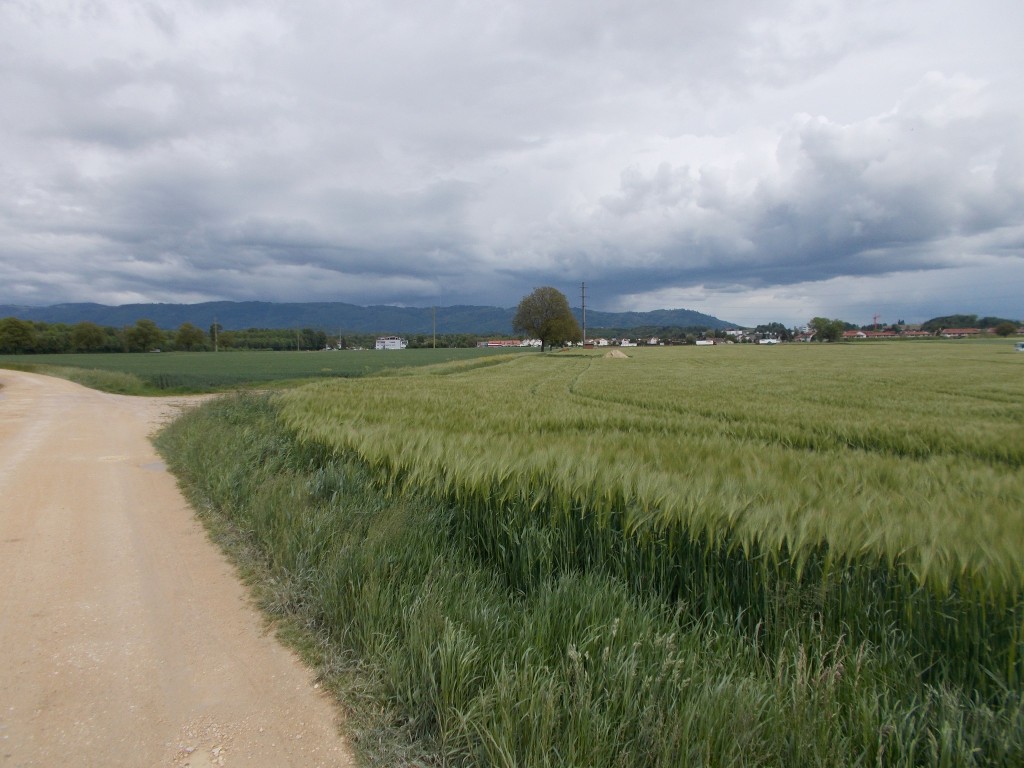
<box><xmin>0</xmin><ymin>370</ymin><xmax>354</xmax><ymax>767</ymax></box>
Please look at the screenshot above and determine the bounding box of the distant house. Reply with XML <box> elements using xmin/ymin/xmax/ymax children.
<box><xmin>902</xmin><ymin>330</ymin><xmax>933</xmax><ymax>338</ymax></box>
<box><xmin>843</xmin><ymin>330</ymin><xmax>867</xmax><ymax>340</ymax></box>
<box><xmin>940</xmin><ymin>328</ymin><xmax>980</xmax><ymax>338</ymax></box>
<box><xmin>695</xmin><ymin>339</ymin><xmax>715</xmax><ymax>346</ymax></box>
<box><xmin>758</xmin><ymin>338</ymin><xmax>780</xmax><ymax>345</ymax></box>
<box><xmin>375</xmin><ymin>336</ymin><xmax>408</xmax><ymax>350</ymax></box>
<box><xmin>479</xmin><ymin>339</ymin><xmax>523</xmax><ymax>347</ymax></box>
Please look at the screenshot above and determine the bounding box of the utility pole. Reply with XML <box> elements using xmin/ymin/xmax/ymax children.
<box><xmin>213</xmin><ymin>315</ymin><xmax>218</xmax><ymax>353</ymax></box>
<box><xmin>581</xmin><ymin>282</ymin><xmax>587</xmax><ymax>347</ymax></box>
<box><xmin>432</xmin><ymin>306</ymin><xmax>436</xmax><ymax>349</ymax></box>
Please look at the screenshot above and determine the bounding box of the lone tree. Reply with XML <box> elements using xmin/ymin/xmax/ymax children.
<box><xmin>808</xmin><ymin>316</ymin><xmax>845</xmax><ymax>343</ymax></box>
<box><xmin>512</xmin><ymin>286</ymin><xmax>581</xmax><ymax>351</ymax></box>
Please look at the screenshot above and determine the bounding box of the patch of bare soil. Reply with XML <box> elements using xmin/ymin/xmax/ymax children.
<box><xmin>0</xmin><ymin>371</ymin><xmax>354</xmax><ymax>767</ymax></box>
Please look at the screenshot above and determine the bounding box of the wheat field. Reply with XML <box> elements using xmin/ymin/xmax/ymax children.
<box><xmin>281</xmin><ymin>342</ymin><xmax>1024</xmax><ymax>690</ymax></box>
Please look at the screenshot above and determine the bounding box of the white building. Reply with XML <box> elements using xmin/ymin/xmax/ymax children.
<box><xmin>375</xmin><ymin>336</ymin><xmax>408</xmax><ymax>350</ymax></box>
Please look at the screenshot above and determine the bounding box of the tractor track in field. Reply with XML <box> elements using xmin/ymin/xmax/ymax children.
<box><xmin>0</xmin><ymin>370</ymin><xmax>354</xmax><ymax>767</ymax></box>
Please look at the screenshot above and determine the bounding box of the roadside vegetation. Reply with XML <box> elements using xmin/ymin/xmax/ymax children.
<box><xmin>157</xmin><ymin>341</ymin><xmax>1023</xmax><ymax>766</ymax></box>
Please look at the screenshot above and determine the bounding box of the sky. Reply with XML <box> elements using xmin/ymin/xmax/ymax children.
<box><xmin>1</xmin><ymin>0</ymin><xmax>1022</xmax><ymax>327</ymax></box>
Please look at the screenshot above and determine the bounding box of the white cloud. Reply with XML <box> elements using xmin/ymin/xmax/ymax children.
<box><xmin>0</xmin><ymin>0</ymin><xmax>1022</xmax><ymax>325</ymax></box>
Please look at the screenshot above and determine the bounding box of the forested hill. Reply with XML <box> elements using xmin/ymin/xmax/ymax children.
<box><xmin>0</xmin><ymin>301</ymin><xmax>733</xmax><ymax>333</ymax></box>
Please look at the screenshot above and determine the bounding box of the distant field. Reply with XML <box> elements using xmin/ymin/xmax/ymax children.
<box><xmin>0</xmin><ymin>347</ymin><xmax>521</xmax><ymax>392</ymax></box>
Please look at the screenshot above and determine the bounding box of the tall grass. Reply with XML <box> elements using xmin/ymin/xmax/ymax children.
<box><xmin>158</xmin><ymin>391</ymin><xmax>1024</xmax><ymax>767</ymax></box>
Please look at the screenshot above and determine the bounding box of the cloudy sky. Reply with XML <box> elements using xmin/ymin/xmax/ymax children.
<box><xmin>1</xmin><ymin>0</ymin><xmax>1022</xmax><ymax>326</ymax></box>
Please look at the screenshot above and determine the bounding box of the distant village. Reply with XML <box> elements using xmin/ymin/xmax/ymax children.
<box><xmin>366</xmin><ymin>322</ymin><xmax>1024</xmax><ymax>350</ymax></box>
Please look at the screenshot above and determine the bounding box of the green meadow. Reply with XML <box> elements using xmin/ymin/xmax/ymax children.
<box><xmin>155</xmin><ymin>340</ymin><xmax>1023</xmax><ymax>766</ymax></box>
<box><xmin>0</xmin><ymin>347</ymin><xmax>518</xmax><ymax>393</ymax></box>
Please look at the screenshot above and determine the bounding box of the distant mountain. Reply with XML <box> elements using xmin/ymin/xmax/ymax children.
<box><xmin>583</xmin><ymin>308</ymin><xmax>732</xmax><ymax>332</ymax></box>
<box><xmin>0</xmin><ymin>301</ymin><xmax>734</xmax><ymax>334</ymax></box>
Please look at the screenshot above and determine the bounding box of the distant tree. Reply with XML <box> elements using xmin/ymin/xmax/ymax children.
<box><xmin>808</xmin><ymin>317</ymin><xmax>845</xmax><ymax>342</ymax></box>
<box><xmin>445</xmin><ymin>333</ymin><xmax>479</xmax><ymax>348</ymax></box>
<box><xmin>755</xmin><ymin>322</ymin><xmax>792</xmax><ymax>341</ymax></box>
<box><xmin>174</xmin><ymin>322</ymin><xmax>206</xmax><ymax>351</ymax></box>
<box><xmin>125</xmin><ymin>318</ymin><xmax>165</xmax><ymax>352</ymax></box>
<box><xmin>512</xmin><ymin>287</ymin><xmax>582</xmax><ymax>351</ymax></box>
<box><xmin>993</xmin><ymin>321</ymin><xmax>1018</xmax><ymax>337</ymax></box>
<box><xmin>299</xmin><ymin>328</ymin><xmax>327</xmax><ymax>350</ymax></box>
<box><xmin>71</xmin><ymin>321</ymin><xmax>106</xmax><ymax>352</ymax></box>
<box><xmin>0</xmin><ymin>317</ymin><xmax>36</xmax><ymax>353</ymax></box>
<box><xmin>32</xmin><ymin>321</ymin><xmax>72</xmax><ymax>353</ymax></box>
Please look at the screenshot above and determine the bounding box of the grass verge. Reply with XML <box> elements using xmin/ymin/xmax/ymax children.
<box><xmin>156</xmin><ymin>393</ymin><xmax>1023</xmax><ymax>767</ymax></box>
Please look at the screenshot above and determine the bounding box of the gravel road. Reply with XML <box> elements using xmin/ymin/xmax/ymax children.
<box><xmin>0</xmin><ymin>370</ymin><xmax>354</xmax><ymax>767</ymax></box>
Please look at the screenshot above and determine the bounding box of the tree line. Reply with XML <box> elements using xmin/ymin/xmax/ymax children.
<box><xmin>0</xmin><ymin>317</ymin><xmax>315</xmax><ymax>354</ymax></box>
<box><xmin>0</xmin><ymin>316</ymin><xmax>490</xmax><ymax>354</ymax></box>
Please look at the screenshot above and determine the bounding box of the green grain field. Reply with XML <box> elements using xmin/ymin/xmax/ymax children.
<box><xmin>0</xmin><ymin>347</ymin><xmax>518</xmax><ymax>393</ymax></box>
<box><xmin>284</xmin><ymin>343</ymin><xmax>1024</xmax><ymax>595</ymax></box>
<box><xmin>159</xmin><ymin>340</ymin><xmax>1024</xmax><ymax>767</ymax></box>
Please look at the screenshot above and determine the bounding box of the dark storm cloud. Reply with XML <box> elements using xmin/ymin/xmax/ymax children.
<box><xmin>582</xmin><ymin>73</ymin><xmax>1024</xmax><ymax>309</ymax></box>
